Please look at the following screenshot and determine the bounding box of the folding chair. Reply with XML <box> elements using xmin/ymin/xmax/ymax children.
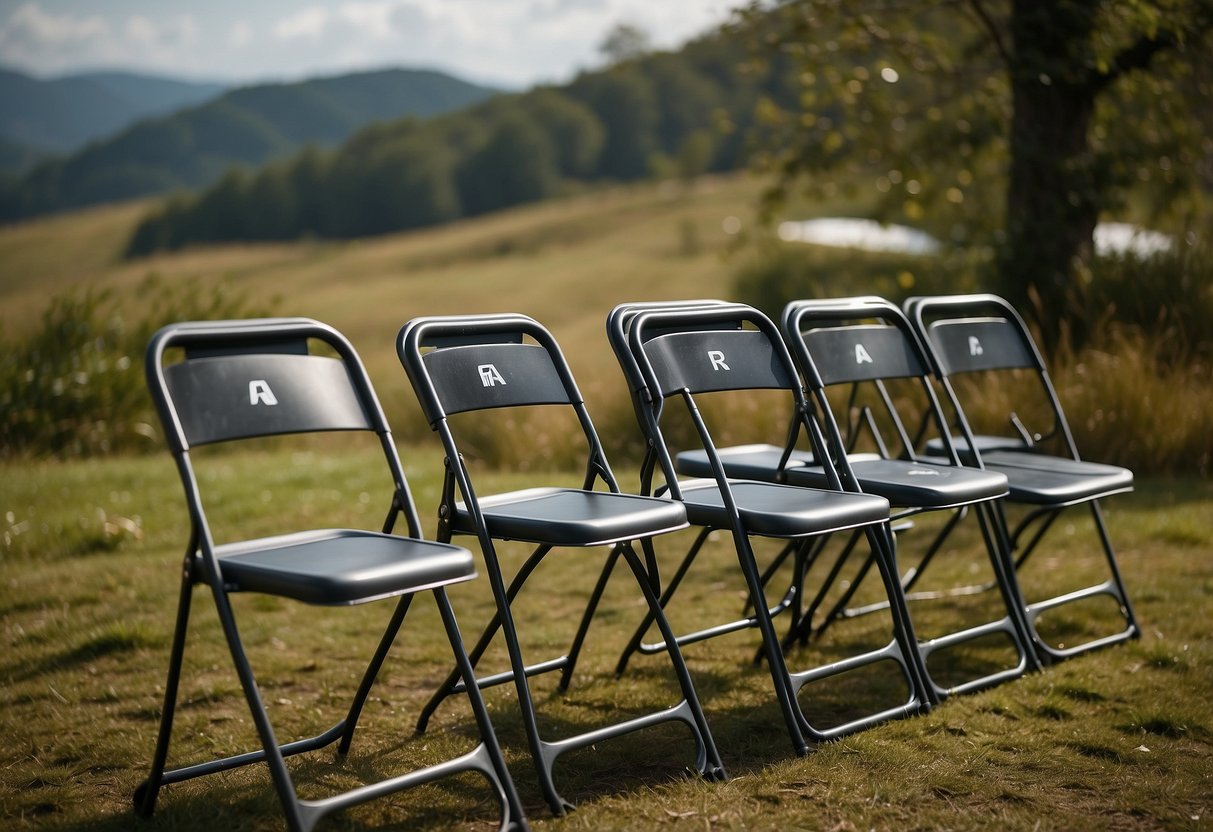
<box><xmin>772</xmin><ymin>297</ymin><xmax>1039</xmax><ymax>695</ymax></box>
<box><xmin>602</xmin><ymin>300</ymin><xmax>930</xmax><ymax>754</ymax></box>
<box><xmin>905</xmin><ymin>293</ymin><xmax>1139</xmax><ymax>661</ymax></box>
<box><xmin>138</xmin><ymin>318</ymin><xmax>526</xmax><ymax>832</ymax></box>
<box><xmin>396</xmin><ymin>313</ymin><xmax>725</xmax><ymax>817</ymax></box>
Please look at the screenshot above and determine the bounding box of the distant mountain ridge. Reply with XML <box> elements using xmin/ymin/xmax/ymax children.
<box><xmin>0</xmin><ymin>67</ymin><xmax>499</xmax><ymax>220</ymax></box>
<box><xmin>0</xmin><ymin>68</ymin><xmax>226</xmax><ymax>160</ymax></box>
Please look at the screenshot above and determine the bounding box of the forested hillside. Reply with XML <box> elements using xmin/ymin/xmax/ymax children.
<box><xmin>125</xmin><ymin>33</ymin><xmax>796</xmax><ymax>255</ymax></box>
<box><xmin>0</xmin><ymin>68</ymin><xmax>497</xmax><ymax>222</ymax></box>
<box><xmin>0</xmin><ymin>67</ymin><xmax>225</xmax><ymax>161</ymax></box>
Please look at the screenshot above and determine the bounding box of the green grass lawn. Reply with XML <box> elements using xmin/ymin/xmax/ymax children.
<box><xmin>2</xmin><ymin>446</ymin><xmax>1210</xmax><ymax>831</ymax></box>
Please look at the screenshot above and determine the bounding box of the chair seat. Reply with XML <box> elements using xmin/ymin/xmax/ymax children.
<box><xmin>788</xmin><ymin>459</ymin><xmax>1008</xmax><ymax>509</ymax></box>
<box><xmin>676</xmin><ymin>478</ymin><xmax>890</xmax><ymax>538</ymax></box>
<box><xmin>211</xmin><ymin>529</ymin><xmax>476</xmax><ymax>605</ymax></box>
<box><xmin>676</xmin><ymin>444</ymin><xmax>816</xmax><ymax>481</ymax></box>
<box><xmin>453</xmin><ymin>487</ymin><xmax>689</xmax><ymax>546</ymax></box>
<box><xmin>925</xmin><ymin>433</ymin><xmax>1028</xmax><ymax>460</ymax></box>
<box><xmin>678</xmin><ymin>445</ymin><xmax>1006</xmax><ymax>509</ymax></box>
<box><xmin>980</xmin><ymin>452</ymin><xmax>1133</xmax><ymax>504</ymax></box>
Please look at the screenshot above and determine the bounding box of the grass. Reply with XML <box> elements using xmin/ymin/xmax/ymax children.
<box><xmin>2</xmin><ymin>446</ymin><xmax>1211</xmax><ymax>831</ymax></box>
<box><xmin>1</xmin><ymin>174</ymin><xmax>1210</xmax><ymax>829</ymax></box>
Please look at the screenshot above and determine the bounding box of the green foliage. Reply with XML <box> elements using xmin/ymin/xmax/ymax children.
<box><xmin>0</xmin><ymin>276</ymin><xmax>271</xmax><ymax>458</ymax></box>
<box><xmin>734</xmin><ymin>0</ymin><xmax>1212</xmax><ymax>349</ymax></box>
<box><xmin>457</xmin><ymin>113</ymin><xmax>560</xmax><ymax>215</ymax></box>
<box><xmin>1078</xmin><ymin>239</ymin><xmax>1213</xmax><ymax>359</ymax></box>
<box><xmin>122</xmin><ymin>29</ymin><xmax>774</xmax><ymax>255</ymax></box>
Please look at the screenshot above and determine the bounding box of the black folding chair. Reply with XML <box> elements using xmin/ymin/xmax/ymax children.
<box><xmin>397</xmin><ymin>313</ymin><xmax>725</xmax><ymax>816</ymax></box>
<box><xmin>138</xmin><ymin>318</ymin><xmax>527</xmax><ymax>832</ymax></box>
<box><xmin>772</xmin><ymin>297</ymin><xmax>1039</xmax><ymax>695</ymax></box>
<box><xmin>905</xmin><ymin>293</ymin><xmax>1139</xmax><ymax>661</ymax></box>
<box><xmin>600</xmin><ymin>300</ymin><xmax>931</xmax><ymax>754</ymax></box>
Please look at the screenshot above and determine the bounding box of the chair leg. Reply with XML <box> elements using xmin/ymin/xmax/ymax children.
<box><xmin>727</xmin><ymin>531</ymin><xmax>810</xmax><ymax>756</ymax></box>
<box><xmin>340</xmin><ymin>593</ymin><xmax>414</xmax><ymax>753</ymax></box>
<box><xmin>975</xmin><ymin>503</ymin><xmax>1044</xmax><ymax>673</ymax></box>
<box><xmin>134</xmin><ymin>570</ymin><xmax>194</xmax><ymax>817</ymax></box>
<box><xmin>560</xmin><ymin>544</ymin><xmax>622</xmax><ymax>692</ymax></box>
<box><xmin>865</xmin><ymin>524</ymin><xmax>936</xmax><ymax>711</ymax></box>
<box><xmin>473</xmin><ymin>541</ymin><xmax>574</xmax><ymax>816</ymax></box>
<box><xmin>617</xmin><ymin>542</ymin><xmax>727</xmax><ymax>781</ymax></box>
<box><xmin>615</xmin><ymin>526</ymin><xmax>713</xmax><ymax>676</ymax></box>
<box><xmin>1015</xmin><ymin>499</ymin><xmax>1140</xmax><ymax>662</ymax></box>
<box><xmin>210</xmin><ymin>588</ymin><xmax>308</xmax><ymax>831</ymax></box>
<box><xmin>416</xmin><ymin>545</ymin><xmax>551</xmax><ymax>733</ymax></box>
<box><xmin>434</xmin><ymin>587</ymin><xmax>530</xmax><ymax>832</ymax></box>
<box><xmin>1091</xmin><ymin>500</ymin><xmax>1140</xmax><ymax>634</ymax></box>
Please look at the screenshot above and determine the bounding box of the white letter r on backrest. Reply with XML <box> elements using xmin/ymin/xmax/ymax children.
<box><xmin>707</xmin><ymin>350</ymin><xmax>730</xmax><ymax>371</ymax></box>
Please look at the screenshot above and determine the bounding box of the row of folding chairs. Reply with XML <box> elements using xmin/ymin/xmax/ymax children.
<box><xmin>135</xmin><ymin>293</ymin><xmax>1138</xmax><ymax>830</ymax></box>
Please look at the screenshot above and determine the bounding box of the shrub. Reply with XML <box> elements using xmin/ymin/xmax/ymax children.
<box><xmin>0</xmin><ymin>275</ymin><xmax>271</xmax><ymax>458</ymax></box>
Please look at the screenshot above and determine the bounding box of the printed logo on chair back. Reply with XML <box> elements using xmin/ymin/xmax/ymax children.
<box><xmin>968</xmin><ymin>336</ymin><xmax>984</xmax><ymax>357</ymax></box>
<box><xmin>478</xmin><ymin>363</ymin><xmax>507</xmax><ymax>387</ymax></box>
<box><xmin>800</xmin><ymin>324</ymin><xmax>924</xmax><ymax>386</ymax></box>
<box><xmin>248</xmin><ymin>379</ymin><xmax>279</xmax><ymax>406</ymax></box>
<box><xmin>707</xmin><ymin>350</ymin><xmax>730</xmax><ymax>371</ymax></box>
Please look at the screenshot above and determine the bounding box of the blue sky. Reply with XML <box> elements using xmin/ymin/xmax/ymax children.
<box><xmin>0</xmin><ymin>1</ymin><xmax>736</xmax><ymax>88</ymax></box>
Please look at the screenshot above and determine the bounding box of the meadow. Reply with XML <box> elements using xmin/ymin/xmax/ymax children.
<box><xmin>1</xmin><ymin>176</ymin><xmax>1210</xmax><ymax>830</ymax></box>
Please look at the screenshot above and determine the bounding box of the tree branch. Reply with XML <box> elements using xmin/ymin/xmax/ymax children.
<box><xmin>965</xmin><ymin>0</ymin><xmax>1012</xmax><ymax>67</ymax></box>
<box><xmin>1088</xmin><ymin>27</ymin><xmax>1180</xmax><ymax>95</ymax></box>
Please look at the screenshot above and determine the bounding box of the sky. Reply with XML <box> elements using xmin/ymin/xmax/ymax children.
<box><xmin>0</xmin><ymin>0</ymin><xmax>737</xmax><ymax>89</ymax></box>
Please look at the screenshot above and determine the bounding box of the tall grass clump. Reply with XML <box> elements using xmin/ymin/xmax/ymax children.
<box><xmin>0</xmin><ymin>274</ymin><xmax>271</xmax><ymax>458</ymax></box>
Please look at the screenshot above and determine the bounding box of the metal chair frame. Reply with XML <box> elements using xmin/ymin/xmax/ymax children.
<box><xmin>138</xmin><ymin>318</ymin><xmax>527</xmax><ymax>832</ymax></box>
<box><xmin>397</xmin><ymin>313</ymin><xmax>725</xmax><ymax>817</ymax></box>
<box><xmin>777</xmin><ymin>297</ymin><xmax>1040</xmax><ymax>695</ymax></box>
<box><xmin>592</xmin><ymin>301</ymin><xmax>931</xmax><ymax>754</ymax></box>
<box><xmin>905</xmin><ymin>293</ymin><xmax>1139</xmax><ymax>662</ymax></box>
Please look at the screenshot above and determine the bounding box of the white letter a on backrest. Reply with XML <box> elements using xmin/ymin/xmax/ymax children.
<box><xmin>249</xmin><ymin>380</ymin><xmax>278</xmax><ymax>406</ymax></box>
<box><xmin>854</xmin><ymin>343</ymin><xmax>874</xmax><ymax>365</ymax></box>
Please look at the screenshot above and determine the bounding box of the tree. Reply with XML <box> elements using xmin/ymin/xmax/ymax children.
<box><xmin>599</xmin><ymin>23</ymin><xmax>653</xmax><ymax>66</ymax></box>
<box><xmin>569</xmin><ymin>68</ymin><xmax>661</xmax><ymax>180</ymax></box>
<box><xmin>456</xmin><ymin>113</ymin><xmax>560</xmax><ymax>215</ymax></box>
<box><xmin>735</xmin><ymin>0</ymin><xmax>1212</xmax><ymax>349</ymax></box>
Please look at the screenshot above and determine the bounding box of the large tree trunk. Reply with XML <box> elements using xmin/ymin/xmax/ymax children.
<box><xmin>1000</xmin><ymin>0</ymin><xmax>1101</xmax><ymax>352</ymax></box>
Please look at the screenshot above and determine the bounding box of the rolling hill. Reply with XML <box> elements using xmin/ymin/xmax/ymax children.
<box><xmin>0</xmin><ymin>67</ymin><xmax>226</xmax><ymax>163</ymax></box>
<box><xmin>0</xmin><ymin>67</ymin><xmax>499</xmax><ymax>221</ymax></box>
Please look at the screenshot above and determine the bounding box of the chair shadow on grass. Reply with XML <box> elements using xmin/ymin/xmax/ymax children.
<box><xmin>51</xmin><ymin>627</ymin><xmax>1029</xmax><ymax>832</ymax></box>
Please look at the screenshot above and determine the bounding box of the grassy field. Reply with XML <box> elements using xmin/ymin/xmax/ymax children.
<box><xmin>1</xmin><ymin>181</ymin><xmax>1210</xmax><ymax>830</ymax></box>
<box><xmin>0</xmin><ymin>176</ymin><xmax>763</xmax><ymax>408</ymax></box>
<box><xmin>1</xmin><ymin>445</ymin><xmax>1211</xmax><ymax>831</ymax></box>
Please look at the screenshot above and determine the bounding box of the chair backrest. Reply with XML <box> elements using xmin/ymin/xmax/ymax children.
<box><xmin>612</xmin><ymin>301</ymin><xmax>847</xmax><ymax>499</ymax></box>
<box><xmin>398</xmin><ymin>313</ymin><xmax>618</xmax><ymax>492</ymax></box>
<box><xmin>782</xmin><ymin>296</ymin><xmax>959</xmax><ymax>463</ymax></box>
<box><xmin>904</xmin><ymin>293</ymin><xmax>1076</xmax><ymax>456</ymax></box>
<box><xmin>146</xmin><ymin>317</ymin><xmax>421</xmax><ymax>539</ymax></box>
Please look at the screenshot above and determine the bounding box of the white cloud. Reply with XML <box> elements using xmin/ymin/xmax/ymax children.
<box><xmin>0</xmin><ymin>0</ymin><xmax>734</xmax><ymax>86</ymax></box>
<box><xmin>228</xmin><ymin>20</ymin><xmax>253</xmax><ymax>48</ymax></box>
<box><xmin>125</xmin><ymin>14</ymin><xmax>156</xmax><ymax>46</ymax></box>
<box><xmin>338</xmin><ymin>2</ymin><xmax>396</xmax><ymax>39</ymax></box>
<box><xmin>274</xmin><ymin>6</ymin><xmax>330</xmax><ymax>41</ymax></box>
